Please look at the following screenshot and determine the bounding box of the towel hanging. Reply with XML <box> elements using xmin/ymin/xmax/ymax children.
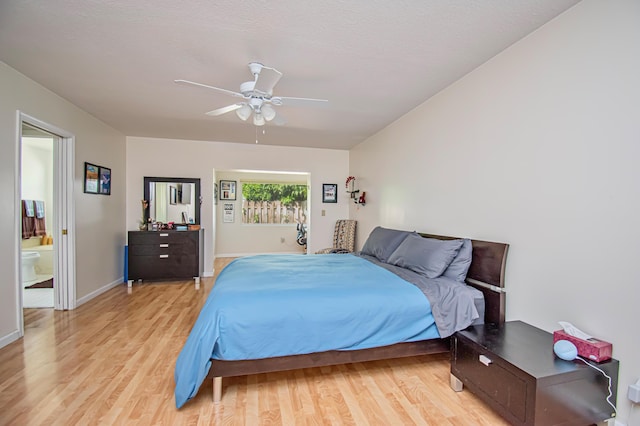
<box><xmin>35</xmin><ymin>200</ymin><xmax>45</xmax><ymax>219</ymax></box>
<box><xmin>23</xmin><ymin>200</ymin><xmax>35</xmax><ymax>217</ymax></box>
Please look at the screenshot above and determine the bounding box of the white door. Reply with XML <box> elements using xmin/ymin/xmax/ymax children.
<box><xmin>17</xmin><ymin>113</ymin><xmax>76</xmax><ymax>332</ymax></box>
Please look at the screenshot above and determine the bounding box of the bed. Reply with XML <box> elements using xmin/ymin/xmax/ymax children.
<box><xmin>174</xmin><ymin>228</ymin><xmax>508</xmax><ymax>408</ymax></box>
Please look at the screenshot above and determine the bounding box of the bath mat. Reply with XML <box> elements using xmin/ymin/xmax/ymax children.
<box><xmin>25</xmin><ymin>278</ymin><xmax>53</xmax><ymax>289</ymax></box>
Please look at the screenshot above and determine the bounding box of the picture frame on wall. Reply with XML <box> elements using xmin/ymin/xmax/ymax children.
<box><xmin>223</xmin><ymin>203</ymin><xmax>234</xmax><ymax>222</ymax></box>
<box><xmin>84</xmin><ymin>162</ymin><xmax>112</xmax><ymax>195</ymax></box>
<box><xmin>99</xmin><ymin>166</ymin><xmax>111</xmax><ymax>195</ymax></box>
<box><xmin>220</xmin><ymin>180</ymin><xmax>237</xmax><ymax>200</ymax></box>
<box><xmin>322</xmin><ymin>183</ymin><xmax>338</xmax><ymax>203</ymax></box>
<box><xmin>84</xmin><ymin>162</ymin><xmax>99</xmax><ymax>194</ymax></box>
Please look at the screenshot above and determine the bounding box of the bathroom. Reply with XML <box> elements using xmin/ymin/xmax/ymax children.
<box><xmin>21</xmin><ymin>126</ymin><xmax>54</xmax><ymax>308</ymax></box>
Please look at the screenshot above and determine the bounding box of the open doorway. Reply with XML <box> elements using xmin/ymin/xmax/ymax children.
<box><xmin>20</xmin><ymin>124</ymin><xmax>55</xmax><ymax>308</ymax></box>
<box><xmin>16</xmin><ymin>113</ymin><xmax>76</xmax><ymax>335</ymax></box>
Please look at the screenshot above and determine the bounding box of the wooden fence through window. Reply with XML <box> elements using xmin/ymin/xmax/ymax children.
<box><xmin>242</xmin><ymin>200</ymin><xmax>307</xmax><ymax>224</ymax></box>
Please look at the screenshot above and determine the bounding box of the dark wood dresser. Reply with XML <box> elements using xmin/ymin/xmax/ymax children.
<box><xmin>450</xmin><ymin>320</ymin><xmax>618</xmax><ymax>425</ymax></box>
<box><xmin>127</xmin><ymin>229</ymin><xmax>204</xmax><ymax>287</ymax></box>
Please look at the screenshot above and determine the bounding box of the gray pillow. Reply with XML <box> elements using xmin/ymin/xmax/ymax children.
<box><xmin>442</xmin><ymin>238</ymin><xmax>472</xmax><ymax>282</ymax></box>
<box><xmin>387</xmin><ymin>234</ymin><xmax>464</xmax><ymax>279</ymax></box>
<box><xmin>360</xmin><ymin>227</ymin><xmax>412</xmax><ymax>263</ymax></box>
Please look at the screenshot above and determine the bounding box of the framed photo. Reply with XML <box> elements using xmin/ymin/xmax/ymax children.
<box><xmin>170</xmin><ymin>186</ymin><xmax>177</xmax><ymax>205</ymax></box>
<box><xmin>322</xmin><ymin>183</ymin><xmax>338</xmax><ymax>203</ymax></box>
<box><xmin>83</xmin><ymin>162</ymin><xmax>99</xmax><ymax>194</ymax></box>
<box><xmin>223</xmin><ymin>203</ymin><xmax>234</xmax><ymax>222</ymax></box>
<box><xmin>220</xmin><ymin>180</ymin><xmax>237</xmax><ymax>200</ymax></box>
<box><xmin>98</xmin><ymin>166</ymin><xmax>111</xmax><ymax>195</ymax></box>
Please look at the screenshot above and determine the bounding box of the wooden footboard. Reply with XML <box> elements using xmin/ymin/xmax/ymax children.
<box><xmin>208</xmin><ymin>339</ymin><xmax>450</xmax><ymax>402</ymax></box>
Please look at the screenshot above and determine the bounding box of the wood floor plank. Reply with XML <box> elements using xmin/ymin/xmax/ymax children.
<box><xmin>0</xmin><ymin>257</ymin><xmax>509</xmax><ymax>425</ymax></box>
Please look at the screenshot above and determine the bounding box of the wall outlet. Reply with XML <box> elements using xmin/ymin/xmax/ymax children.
<box><xmin>629</xmin><ymin>382</ymin><xmax>640</xmax><ymax>403</ymax></box>
<box><xmin>280</xmin><ymin>237</ymin><xmax>285</xmax><ymax>243</ymax></box>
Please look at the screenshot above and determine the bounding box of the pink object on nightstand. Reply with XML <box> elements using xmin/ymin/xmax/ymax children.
<box><xmin>553</xmin><ymin>330</ymin><xmax>612</xmax><ymax>362</ymax></box>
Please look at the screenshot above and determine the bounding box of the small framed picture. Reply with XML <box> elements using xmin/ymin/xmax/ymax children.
<box><xmin>84</xmin><ymin>162</ymin><xmax>99</xmax><ymax>194</ymax></box>
<box><xmin>220</xmin><ymin>180</ymin><xmax>237</xmax><ymax>200</ymax></box>
<box><xmin>322</xmin><ymin>183</ymin><xmax>337</xmax><ymax>203</ymax></box>
<box><xmin>170</xmin><ymin>186</ymin><xmax>177</xmax><ymax>205</ymax></box>
<box><xmin>99</xmin><ymin>166</ymin><xmax>111</xmax><ymax>195</ymax></box>
<box><xmin>223</xmin><ymin>202</ymin><xmax>235</xmax><ymax>222</ymax></box>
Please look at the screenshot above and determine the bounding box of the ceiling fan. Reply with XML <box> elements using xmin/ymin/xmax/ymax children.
<box><xmin>175</xmin><ymin>62</ymin><xmax>328</xmax><ymax>126</ymax></box>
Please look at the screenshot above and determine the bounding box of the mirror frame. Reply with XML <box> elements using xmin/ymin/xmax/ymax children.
<box><xmin>144</xmin><ymin>176</ymin><xmax>201</xmax><ymax>225</ymax></box>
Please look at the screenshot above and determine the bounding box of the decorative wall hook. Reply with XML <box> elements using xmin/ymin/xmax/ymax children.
<box><xmin>345</xmin><ymin>176</ymin><xmax>365</xmax><ymax>206</ymax></box>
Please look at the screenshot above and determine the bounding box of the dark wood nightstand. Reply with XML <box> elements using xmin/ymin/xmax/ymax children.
<box><xmin>450</xmin><ymin>320</ymin><xmax>618</xmax><ymax>425</ymax></box>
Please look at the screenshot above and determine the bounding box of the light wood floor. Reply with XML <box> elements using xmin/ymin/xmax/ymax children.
<box><xmin>0</xmin><ymin>257</ymin><xmax>508</xmax><ymax>425</ymax></box>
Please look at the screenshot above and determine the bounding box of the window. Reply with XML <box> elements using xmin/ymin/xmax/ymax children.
<box><xmin>241</xmin><ymin>182</ymin><xmax>307</xmax><ymax>224</ymax></box>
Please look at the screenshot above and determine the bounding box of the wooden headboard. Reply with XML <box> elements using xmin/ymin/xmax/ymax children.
<box><xmin>420</xmin><ymin>233</ymin><xmax>509</xmax><ymax>325</ymax></box>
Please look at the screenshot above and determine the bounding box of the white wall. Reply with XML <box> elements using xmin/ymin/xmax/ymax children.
<box><xmin>126</xmin><ymin>137</ymin><xmax>349</xmax><ymax>274</ymax></box>
<box><xmin>0</xmin><ymin>62</ymin><xmax>126</xmax><ymax>347</ymax></box>
<box><xmin>215</xmin><ymin>170</ymin><xmax>308</xmax><ymax>256</ymax></box>
<box><xmin>350</xmin><ymin>0</ymin><xmax>639</xmax><ymax>420</ymax></box>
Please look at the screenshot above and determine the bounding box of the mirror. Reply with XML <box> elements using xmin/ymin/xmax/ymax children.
<box><xmin>144</xmin><ymin>177</ymin><xmax>201</xmax><ymax>225</ymax></box>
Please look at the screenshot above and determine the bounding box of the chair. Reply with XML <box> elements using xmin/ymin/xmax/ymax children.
<box><xmin>315</xmin><ymin>220</ymin><xmax>357</xmax><ymax>254</ymax></box>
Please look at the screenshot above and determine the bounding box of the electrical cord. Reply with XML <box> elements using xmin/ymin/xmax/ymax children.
<box><xmin>627</xmin><ymin>401</ymin><xmax>637</xmax><ymax>426</ymax></box>
<box><xmin>576</xmin><ymin>356</ymin><xmax>617</xmax><ymax>417</ymax></box>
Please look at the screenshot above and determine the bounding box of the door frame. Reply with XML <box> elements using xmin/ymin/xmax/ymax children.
<box><xmin>15</xmin><ymin>112</ymin><xmax>76</xmax><ymax>332</ymax></box>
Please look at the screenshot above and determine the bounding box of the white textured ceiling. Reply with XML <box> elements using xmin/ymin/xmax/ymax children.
<box><xmin>0</xmin><ymin>0</ymin><xmax>580</xmax><ymax>149</ymax></box>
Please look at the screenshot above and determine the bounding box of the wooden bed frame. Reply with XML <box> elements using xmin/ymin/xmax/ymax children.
<box><xmin>206</xmin><ymin>233</ymin><xmax>509</xmax><ymax>402</ymax></box>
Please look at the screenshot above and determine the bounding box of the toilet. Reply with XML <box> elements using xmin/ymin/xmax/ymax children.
<box><xmin>21</xmin><ymin>251</ymin><xmax>40</xmax><ymax>283</ymax></box>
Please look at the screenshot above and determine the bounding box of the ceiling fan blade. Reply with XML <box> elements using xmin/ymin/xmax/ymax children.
<box><xmin>272</xmin><ymin>114</ymin><xmax>288</xmax><ymax>126</ymax></box>
<box><xmin>205</xmin><ymin>104</ymin><xmax>242</xmax><ymax>116</ymax></box>
<box><xmin>253</xmin><ymin>66</ymin><xmax>283</xmax><ymax>95</ymax></box>
<box><xmin>174</xmin><ymin>79</ymin><xmax>245</xmax><ymax>98</ymax></box>
<box><xmin>273</xmin><ymin>96</ymin><xmax>329</xmax><ymax>107</ymax></box>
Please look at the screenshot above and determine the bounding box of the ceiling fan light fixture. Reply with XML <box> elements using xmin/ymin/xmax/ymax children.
<box><xmin>236</xmin><ymin>104</ymin><xmax>252</xmax><ymax>121</ymax></box>
<box><xmin>253</xmin><ymin>112</ymin><xmax>265</xmax><ymax>126</ymax></box>
<box><xmin>261</xmin><ymin>104</ymin><xmax>276</xmax><ymax>121</ymax></box>
<box><xmin>175</xmin><ymin>62</ymin><xmax>328</xmax><ymax>128</ymax></box>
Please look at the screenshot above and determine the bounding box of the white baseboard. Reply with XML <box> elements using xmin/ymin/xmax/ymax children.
<box><xmin>0</xmin><ymin>329</ymin><xmax>21</xmax><ymax>349</ymax></box>
<box><xmin>202</xmin><ymin>271</ymin><xmax>214</xmax><ymax>277</ymax></box>
<box><xmin>75</xmin><ymin>277</ymin><xmax>124</xmax><ymax>307</ymax></box>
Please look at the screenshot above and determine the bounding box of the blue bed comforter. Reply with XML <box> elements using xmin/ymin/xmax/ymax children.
<box><xmin>174</xmin><ymin>254</ymin><xmax>444</xmax><ymax>408</ymax></box>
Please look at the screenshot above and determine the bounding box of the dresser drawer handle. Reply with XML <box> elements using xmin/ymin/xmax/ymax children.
<box><xmin>479</xmin><ymin>354</ymin><xmax>492</xmax><ymax>366</ymax></box>
<box><xmin>159</xmin><ymin>254</ymin><xmax>169</xmax><ymax>258</ymax></box>
<box><xmin>159</xmin><ymin>244</ymin><xmax>169</xmax><ymax>248</ymax></box>
<box><xmin>159</xmin><ymin>233</ymin><xmax>169</xmax><ymax>237</ymax></box>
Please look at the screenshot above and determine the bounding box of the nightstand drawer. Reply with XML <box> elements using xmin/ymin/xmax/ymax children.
<box><xmin>455</xmin><ymin>337</ymin><xmax>527</xmax><ymax>422</ymax></box>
